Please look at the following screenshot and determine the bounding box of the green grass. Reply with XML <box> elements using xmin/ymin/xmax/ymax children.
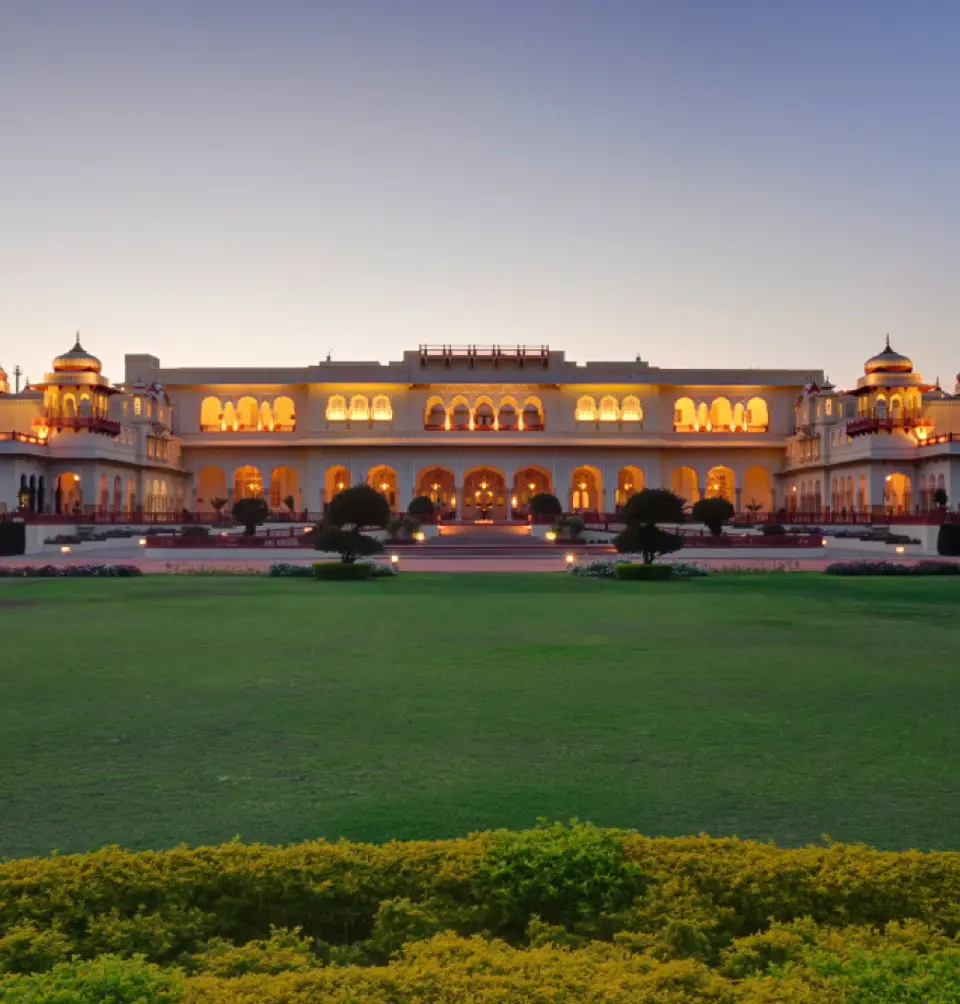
<box><xmin>0</xmin><ymin>572</ymin><xmax>958</xmax><ymax>858</ymax></box>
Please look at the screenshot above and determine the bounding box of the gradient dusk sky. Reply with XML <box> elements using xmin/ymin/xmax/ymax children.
<box><xmin>1</xmin><ymin>0</ymin><xmax>958</xmax><ymax>389</ymax></box>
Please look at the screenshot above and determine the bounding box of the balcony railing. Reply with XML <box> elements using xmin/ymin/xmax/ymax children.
<box><xmin>200</xmin><ymin>423</ymin><xmax>296</xmax><ymax>433</ymax></box>
<box><xmin>49</xmin><ymin>416</ymin><xmax>122</xmax><ymax>436</ymax></box>
<box><xmin>0</xmin><ymin>431</ymin><xmax>48</xmax><ymax>446</ymax></box>
<box><xmin>846</xmin><ymin>416</ymin><xmax>933</xmax><ymax>437</ymax></box>
<box><xmin>424</xmin><ymin>423</ymin><xmax>546</xmax><ymax>432</ymax></box>
<box><xmin>418</xmin><ymin>344</ymin><xmax>550</xmax><ymax>368</ymax></box>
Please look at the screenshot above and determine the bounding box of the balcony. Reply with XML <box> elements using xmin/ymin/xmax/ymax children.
<box><xmin>200</xmin><ymin>423</ymin><xmax>296</xmax><ymax>433</ymax></box>
<box><xmin>49</xmin><ymin>416</ymin><xmax>122</xmax><ymax>436</ymax></box>
<box><xmin>846</xmin><ymin>416</ymin><xmax>933</xmax><ymax>437</ymax></box>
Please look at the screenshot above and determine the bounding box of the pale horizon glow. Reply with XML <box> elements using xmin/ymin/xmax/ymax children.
<box><xmin>1</xmin><ymin>0</ymin><xmax>958</xmax><ymax>390</ymax></box>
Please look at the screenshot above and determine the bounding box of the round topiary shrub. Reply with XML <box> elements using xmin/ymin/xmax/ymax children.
<box><xmin>529</xmin><ymin>493</ymin><xmax>562</xmax><ymax>518</ymax></box>
<box><xmin>407</xmin><ymin>495</ymin><xmax>435</xmax><ymax>517</ymax></box>
<box><xmin>231</xmin><ymin>497</ymin><xmax>269</xmax><ymax>536</ymax></box>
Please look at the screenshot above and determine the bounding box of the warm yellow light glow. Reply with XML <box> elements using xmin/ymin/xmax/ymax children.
<box><xmin>886</xmin><ymin>474</ymin><xmax>893</xmax><ymax>481</ymax></box>
<box><xmin>528</xmin><ymin>482</ymin><xmax>536</xmax><ymax>491</ymax></box>
<box><xmin>60</xmin><ymin>545</ymin><xmax>71</xmax><ymax>553</ymax></box>
<box><xmin>432</xmin><ymin>482</ymin><xmax>440</xmax><ymax>491</ymax></box>
<box><xmin>73</xmin><ymin>474</ymin><xmax>81</xmax><ymax>482</ymax></box>
<box><xmin>510</xmin><ymin>495</ymin><xmax>518</xmax><ymax>507</ymax></box>
<box><xmin>303</xmin><ymin>526</ymin><xmax>313</xmax><ymax>533</ymax></box>
<box><xmin>706</xmin><ymin>421</ymin><xmax>713</xmax><ymax>432</ymax></box>
<box><xmin>895</xmin><ymin>545</ymin><xmax>906</xmax><ymax>554</ymax></box>
<box><xmin>380</xmin><ymin>482</ymin><xmax>389</xmax><ymax>491</ymax></box>
<box><xmin>565</xmin><ymin>553</ymin><xmax>576</xmax><ymax>565</ymax></box>
<box><xmin>221</xmin><ymin>531</ymin><xmax>228</xmax><ymax>537</ymax></box>
<box><xmin>480</xmin><ymin>481</ymin><xmax>488</xmax><ymax>491</ymax></box>
<box><xmin>545</xmin><ymin>531</ymin><xmax>557</xmax><ymax>542</ymax></box>
<box><xmin>821</xmin><ymin>538</ymin><xmax>828</xmax><ymax>546</ymax></box>
<box><xmin>579</xmin><ymin>481</ymin><xmax>586</xmax><ymax>490</ymax></box>
<box><xmin>138</xmin><ymin>537</ymin><xmax>147</xmax><ymax>546</ymax></box>
<box><xmin>624</xmin><ymin>482</ymin><xmax>632</xmax><ymax>491</ymax></box>
<box><xmin>390</xmin><ymin>553</ymin><xmax>400</xmax><ymax>565</ymax></box>
<box><xmin>414</xmin><ymin>531</ymin><xmax>426</xmax><ymax>542</ymax></box>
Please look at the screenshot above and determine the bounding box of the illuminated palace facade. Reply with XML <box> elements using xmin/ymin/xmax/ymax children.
<box><xmin>1</xmin><ymin>338</ymin><xmax>959</xmax><ymax>519</ymax></box>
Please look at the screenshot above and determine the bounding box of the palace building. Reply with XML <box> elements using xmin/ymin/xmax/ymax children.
<box><xmin>1</xmin><ymin>337</ymin><xmax>958</xmax><ymax>520</ymax></box>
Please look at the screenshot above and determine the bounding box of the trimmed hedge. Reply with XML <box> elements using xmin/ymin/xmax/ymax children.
<box><xmin>938</xmin><ymin>523</ymin><xmax>960</xmax><ymax>556</ymax></box>
<box><xmin>312</xmin><ymin>562</ymin><xmax>374</xmax><ymax>580</ymax></box>
<box><xmin>613</xmin><ymin>563</ymin><xmax>673</xmax><ymax>580</ymax></box>
<box><xmin>3</xmin><ymin>825</ymin><xmax>960</xmax><ymax>1001</ymax></box>
<box><xmin>825</xmin><ymin>560</ymin><xmax>960</xmax><ymax>576</ymax></box>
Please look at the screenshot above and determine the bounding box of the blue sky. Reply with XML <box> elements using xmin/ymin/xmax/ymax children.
<box><xmin>1</xmin><ymin>0</ymin><xmax>957</xmax><ymax>389</ymax></box>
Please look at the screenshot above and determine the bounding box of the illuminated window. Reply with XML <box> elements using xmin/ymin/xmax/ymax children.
<box><xmin>349</xmin><ymin>395</ymin><xmax>369</xmax><ymax>421</ymax></box>
<box><xmin>825</xmin><ymin>398</ymin><xmax>833</xmax><ymax>416</ymax></box>
<box><xmin>326</xmin><ymin>395</ymin><xmax>347</xmax><ymax>421</ymax></box>
<box><xmin>134</xmin><ymin>397</ymin><xmax>142</xmax><ymax>416</ymax></box>
<box><xmin>621</xmin><ymin>396</ymin><xmax>642</xmax><ymax>422</ymax></box>
<box><xmin>575</xmin><ymin>396</ymin><xmax>597</xmax><ymax>422</ymax></box>
<box><xmin>599</xmin><ymin>396</ymin><xmax>619</xmax><ymax>422</ymax></box>
<box><xmin>372</xmin><ymin>395</ymin><xmax>392</xmax><ymax>421</ymax></box>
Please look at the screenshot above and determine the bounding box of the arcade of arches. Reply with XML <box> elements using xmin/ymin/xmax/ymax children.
<box><xmin>186</xmin><ymin>462</ymin><xmax>778</xmax><ymax>517</ymax></box>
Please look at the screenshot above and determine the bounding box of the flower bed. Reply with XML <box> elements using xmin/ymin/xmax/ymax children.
<box><xmin>0</xmin><ymin>564</ymin><xmax>142</xmax><ymax>577</ymax></box>
<box><xmin>826</xmin><ymin>560</ymin><xmax>960</xmax><ymax>576</ymax></box>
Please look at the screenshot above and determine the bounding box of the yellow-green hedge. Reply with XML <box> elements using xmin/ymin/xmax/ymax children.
<box><xmin>2</xmin><ymin>824</ymin><xmax>960</xmax><ymax>1001</ymax></box>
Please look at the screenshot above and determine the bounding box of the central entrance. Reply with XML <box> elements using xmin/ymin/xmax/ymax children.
<box><xmin>462</xmin><ymin>467</ymin><xmax>507</xmax><ymax>521</ymax></box>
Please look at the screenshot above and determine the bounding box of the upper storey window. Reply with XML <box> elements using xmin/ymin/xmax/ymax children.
<box><xmin>372</xmin><ymin>395</ymin><xmax>392</xmax><ymax>421</ymax></box>
<box><xmin>621</xmin><ymin>396</ymin><xmax>642</xmax><ymax>422</ymax></box>
<box><xmin>326</xmin><ymin>395</ymin><xmax>347</xmax><ymax>421</ymax></box>
<box><xmin>598</xmin><ymin>396</ymin><xmax>619</xmax><ymax>422</ymax></box>
<box><xmin>674</xmin><ymin>395</ymin><xmax>769</xmax><ymax>432</ymax></box>
<box><xmin>576</xmin><ymin>396</ymin><xmax>597</xmax><ymax>422</ymax></box>
<box><xmin>420</xmin><ymin>395</ymin><xmax>546</xmax><ymax>431</ymax></box>
<box><xmin>349</xmin><ymin>395</ymin><xmax>369</xmax><ymax>421</ymax></box>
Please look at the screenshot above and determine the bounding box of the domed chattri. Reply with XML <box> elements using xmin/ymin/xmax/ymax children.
<box><xmin>53</xmin><ymin>333</ymin><xmax>103</xmax><ymax>374</ymax></box>
<box><xmin>864</xmin><ymin>335</ymin><xmax>913</xmax><ymax>375</ymax></box>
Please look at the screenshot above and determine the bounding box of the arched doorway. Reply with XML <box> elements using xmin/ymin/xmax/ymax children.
<box><xmin>325</xmin><ymin>465</ymin><xmax>350</xmax><ymax>504</ymax></box>
<box><xmin>56</xmin><ymin>472</ymin><xmax>83</xmax><ymax>514</ymax></box>
<box><xmin>670</xmin><ymin>466</ymin><xmax>700</xmax><ymax>506</ymax></box>
<box><xmin>269</xmin><ymin>466</ymin><xmax>301</xmax><ymax>512</ymax></box>
<box><xmin>368</xmin><ymin>465</ymin><xmax>399</xmax><ymax>510</ymax></box>
<box><xmin>416</xmin><ymin>466</ymin><xmax>457</xmax><ymax>518</ymax></box>
<box><xmin>196</xmin><ymin>466</ymin><xmax>227</xmax><ymax>514</ymax></box>
<box><xmin>615</xmin><ymin>466</ymin><xmax>643</xmax><ymax>509</ymax></box>
<box><xmin>571</xmin><ymin>466</ymin><xmax>602</xmax><ymax>512</ymax></box>
<box><xmin>463</xmin><ymin>467</ymin><xmax>507</xmax><ymax>521</ymax></box>
<box><xmin>704</xmin><ymin>466</ymin><xmax>736</xmax><ymax>503</ymax></box>
<box><xmin>742</xmin><ymin>466</ymin><xmax>772</xmax><ymax>514</ymax></box>
<box><xmin>884</xmin><ymin>472</ymin><xmax>912</xmax><ymax>514</ymax></box>
<box><xmin>512</xmin><ymin>466</ymin><xmax>552</xmax><ymax>517</ymax></box>
<box><xmin>233</xmin><ymin>465</ymin><xmax>263</xmax><ymax>500</ymax></box>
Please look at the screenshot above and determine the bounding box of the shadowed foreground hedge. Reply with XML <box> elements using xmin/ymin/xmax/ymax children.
<box><xmin>3</xmin><ymin>823</ymin><xmax>960</xmax><ymax>1001</ymax></box>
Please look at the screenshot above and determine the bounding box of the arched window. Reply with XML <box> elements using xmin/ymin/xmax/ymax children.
<box><xmin>522</xmin><ymin>398</ymin><xmax>544</xmax><ymax>430</ymax></box>
<box><xmin>424</xmin><ymin>399</ymin><xmax>446</xmax><ymax>430</ymax></box>
<box><xmin>709</xmin><ymin>397</ymin><xmax>733</xmax><ymax>430</ymax></box>
<box><xmin>223</xmin><ymin>401</ymin><xmax>238</xmax><ymax>430</ymax></box>
<box><xmin>451</xmin><ymin>400</ymin><xmax>471</xmax><ymax>430</ymax></box>
<box><xmin>875</xmin><ymin>394</ymin><xmax>888</xmax><ymax>419</ymax></box>
<box><xmin>475</xmin><ymin>400</ymin><xmax>495</xmax><ymax>428</ymax></box>
<box><xmin>372</xmin><ymin>395</ymin><xmax>392</xmax><ymax>421</ymax></box>
<box><xmin>599</xmin><ymin>396</ymin><xmax>619</xmax><ymax>422</ymax></box>
<box><xmin>349</xmin><ymin>395</ymin><xmax>369</xmax><ymax>421</ymax></box>
<box><xmin>273</xmin><ymin>396</ymin><xmax>296</xmax><ymax>429</ymax></box>
<box><xmin>621</xmin><ymin>396</ymin><xmax>642</xmax><ymax>422</ymax></box>
<box><xmin>326</xmin><ymin>395</ymin><xmax>347</xmax><ymax>421</ymax></box>
<box><xmin>575</xmin><ymin>396</ymin><xmax>597</xmax><ymax>422</ymax></box>
<box><xmin>237</xmin><ymin>396</ymin><xmax>259</xmax><ymax>429</ymax></box>
<box><xmin>497</xmin><ymin>399</ymin><xmax>518</xmax><ymax>430</ymax></box>
<box><xmin>745</xmin><ymin>397</ymin><xmax>769</xmax><ymax>431</ymax></box>
<box><xmin>674</xmin><ymin>397</ymin><xmax>696</xmax><ymax>431</ymax></box>
<box><xmin>134</xmin><ymin>397</ymin><xmax>142</xmax><ymax>416</ymax></box>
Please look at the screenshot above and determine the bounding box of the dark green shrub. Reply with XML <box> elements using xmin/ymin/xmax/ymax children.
<box><xmin>552</xmin><ymin>515</ymin><xmax>585</xmax><ymax>540</ymax></box>
<box><xmin>326</xmin><ymin>484</ymin><xmax>391</xmax><ymax>530</ymax></box>
<box><xmin>759</xmin><ymin>524</ymin><xmax>787</xmax><ymax>536</ymax></box>
<box><xmin>313</xmin><ymin>562</ymin><xmax>374</xmax><ymax>581</ymax></box>
<box><xmin>312</xmin><ymin>528</ymin><xmax>383</xmax><ymax>564</ymax></box>
<box><xmin>0</xmin><ymin>954</ymin><xmax>184</xmax><ymax>1002</ymax></box>
<box><xmin>912</xmin><ymin>561</ymin><xmax>960</xmax><ymax>575</ymax></box>
<box><xmin>232</xmin><ymin>497</ymin><xmax>269</xmax><ymax>536</ymax></box>
<box><xmin>387</xmin><ymin>515</ymin><xmax>420</xmax><ymax>541</ymax></box>
<box><xmin>613</xmin><ymin>525</ymin><xmax>682</xmax><ymax>564</ymax></box>
<box><xmin>529</xmin><ymin>493</ymin><xmax>562</xmax><ymax>517</ymax></box>
<box><xmin>406</xmin><ymin>496</ymin><xmax>435</xmax><ymax>517</ymax></box>
<box><xmin>619</xmin><ymin>489</ymin><xmax>685</xmax><ymax>526</ymax></box>
<box><xmin>180</xmin><ymin>525</ymin><xmax>210</xmax><ymax>537</ymax></box>
<box><xmin>933</xmin><ymin>488</ymin><xmax>949</xmax><ymax>507</ymax></box>
<box><xmin>691</xmin><ymin>497</ymin><xmax>735</xmax><ymax>537</ymax></box>
<box><xmin>937</xmin><ymin>524</ymin><xmax>960</xmax><ymax>556</ymax></box>
<box><xmin>613</xmin><ymin>563</ymin><xmax>674</xmax><ymax>581</ymax></box>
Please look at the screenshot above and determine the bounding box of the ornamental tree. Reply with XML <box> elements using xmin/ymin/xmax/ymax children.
<box><xmin>615</xmin><ymin>488</ymin><xmax>685</xmax><ymax>565</ymax></box>
<box><xmin>232</xmin><ymin>497</ymin><xmax>269</xmax><ymax>536</ymax></box>
<box><xmin>933</xmin><ymin>488</ymin><xmax>949</xmax><ymax>507</ymax></box>
<box><xmin>315</xmin><ymin>483</ymin><xmax>391</xmax><ymax>563</ymax></box>
<box><xmin>691</xmin><ymin>497</ymin><xmax>735</xmax><ymax>538</ymax></box>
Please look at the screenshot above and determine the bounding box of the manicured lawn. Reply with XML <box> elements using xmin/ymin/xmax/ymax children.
<box><xmin>0</xmin><ymin>572</ymin><xmax>957</xmax><ymax>858</ymax></box>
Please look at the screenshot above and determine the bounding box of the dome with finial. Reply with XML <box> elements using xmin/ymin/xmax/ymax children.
<box><xmin>865</xmin><ymin>335</ymin><xmax>913</xmax><ymax>375</ymax></box>
<box><xmin>53</xmin><ymin>333</ymin><xmax>102</xmax><ymax>374</ymax></box>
